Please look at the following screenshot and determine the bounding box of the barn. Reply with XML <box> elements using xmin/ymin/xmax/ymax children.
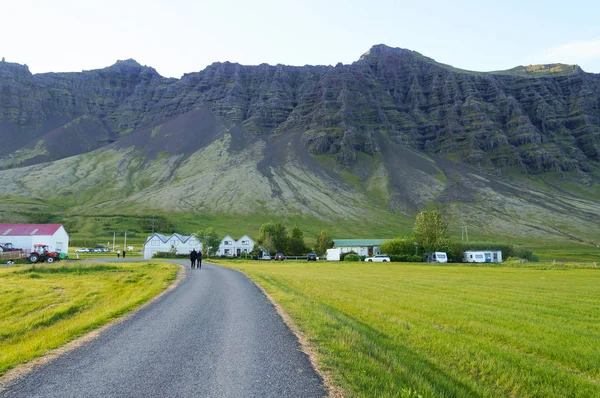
<box><xmin>0</xmin><ymin>224</ymin><xmax>70</xmax><ymax>255</ymax></box>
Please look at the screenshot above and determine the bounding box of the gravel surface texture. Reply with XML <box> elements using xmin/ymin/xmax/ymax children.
<box><xmin>2</xmin><ymin>261</ymin><xmax>327</xmax><ymax>397</ymax></box>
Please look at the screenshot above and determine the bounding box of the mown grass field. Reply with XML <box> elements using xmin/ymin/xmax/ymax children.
<box><xmin>215</xmin><ymin>260</ymin><xmax>600</xmax><ymax>397</ymax></box>
<box><xmin>0</xmin><ymin>262</ymin><xmax>179</xmax><ymax>376</ymax></box>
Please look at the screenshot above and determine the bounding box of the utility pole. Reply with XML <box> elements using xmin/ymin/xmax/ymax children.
<box><xmin>113</xmin><ymin>232</ymin><xmax>116</xmax><ymax>251</ymax></box>
<box><xmin>152</xmin><ymin>214</ymin><xmax>155</xmax><ymax>234</ymax></box>
<box><xmin>124</xmin><ymin>231</ymin><xmax>127</xmax><ymax>251</ymax></box>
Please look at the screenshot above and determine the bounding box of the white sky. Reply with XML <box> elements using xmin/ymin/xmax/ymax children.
<box><xmin>2</xmin><ymin>0</ymin><xmax>599</xmax><ymax>78</ymax></box>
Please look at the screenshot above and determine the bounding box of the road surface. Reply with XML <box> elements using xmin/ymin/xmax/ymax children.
<box><xmin>2</xmin><ymin>261</ymin><xmax>327</xmax><ymax>397</ymax></box>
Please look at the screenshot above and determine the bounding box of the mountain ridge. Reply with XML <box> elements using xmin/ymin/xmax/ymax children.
<box><xmin>0</xmin><ymin>45</ymin><xmax>599</xmax><ymax>243</ymax></box>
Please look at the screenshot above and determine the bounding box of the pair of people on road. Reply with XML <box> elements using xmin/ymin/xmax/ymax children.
<box><xmin>190</xmin><ymin>249</ymin><xmax>203</xmax><ymax>269</ymax></box>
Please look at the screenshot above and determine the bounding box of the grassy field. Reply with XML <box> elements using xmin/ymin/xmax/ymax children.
<box><xmin>0</xmin><ymin>261</ymin><xmax>179</xmax><ymax>376</ymax></box>
<box><xmin>215</xmin><ymin>260</ymin><xmax>600</xmax><ymax>397</ymax></box>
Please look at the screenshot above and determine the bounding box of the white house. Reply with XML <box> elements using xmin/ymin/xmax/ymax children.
<box><xmin>463</xmin><ymin>250</ymin><xmax>502</xmax><ymax>263</ymax></box>
<box><xmin>327</xmin><ymin>239</ymin><xmax>388</xmax><ymax>260</ymax></box>
<box><xmin>143</xmin><ymin>233</ymin><xmax>201</xmax><ymax>259</ymax></box>
<box><xmin>215</xmin><ymin>234</ymin><xmax>255</xmax><ymax>257</ymax></box>
<box><xmin>0</xmin><ymin>224</ymin><xmax>69</xmax><ymax>254</ymax></box>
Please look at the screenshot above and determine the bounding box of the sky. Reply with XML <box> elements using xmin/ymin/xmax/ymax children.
<box><xmin>2</xmin><ymin>0</ymin><xmax>599</xmax><ymax>78</ymax></box>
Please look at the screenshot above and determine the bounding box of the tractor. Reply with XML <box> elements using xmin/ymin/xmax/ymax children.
<box><xmin>28</xmin><ymin>244</ymin><xmax>61</xmax><ymax>264</ymax></box>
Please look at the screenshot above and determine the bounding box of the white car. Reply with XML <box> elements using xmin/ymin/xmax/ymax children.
<box><xmin>364</xmin><ymin>254</ymin><xmax>390</xmax><ymax>262</ymax></box>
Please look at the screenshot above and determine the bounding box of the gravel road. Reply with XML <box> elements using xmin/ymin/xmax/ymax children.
<box><xmin>2</xmin><ymin>261</ymin><xmax>327</xmax><ymax>397</ymax></box>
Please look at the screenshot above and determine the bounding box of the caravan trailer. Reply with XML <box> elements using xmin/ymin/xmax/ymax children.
<box><xmin>463</xmin><ymin>250</ymin><xmax>502</xmax><ymax>263</ymax></box>
<box><xmin>424</xmin><ymin>252</ymin><xmax>448</xmax><ymax>263</ymax></box>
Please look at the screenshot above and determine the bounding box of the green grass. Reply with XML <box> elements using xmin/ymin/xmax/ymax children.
<box><xmin>0</xmin><ymin>261</ymin><xmax>179</xmax><ymax>376</ymax></box>
<box><xmin>216</xmin><ymin>260</ymin><xmax>600</xmax><ymax>397</ymax></box>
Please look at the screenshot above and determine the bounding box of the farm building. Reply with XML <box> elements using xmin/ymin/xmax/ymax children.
<box><xmin>143</xmin><ymin>233</ymin><xmax>201</xmax><ymax>259</ymax></box>
<box><xmin>463</xmin><ymin>250</ymin><xmax>503</xmax><ymax>263</ymax></box>
<box><xmin>0</xmin><ymin>224</ymin><xmax>69</xmax><ymax>254</ymax></box>
<box><xmin>327</xmin><ymin>239</ymin><xmax>388</xmax><ymax>260</ymax></box>
<box><xmin>215</xmin><ymin>235</ymin><xmax>255</xmax><ymax>257</ymax></box>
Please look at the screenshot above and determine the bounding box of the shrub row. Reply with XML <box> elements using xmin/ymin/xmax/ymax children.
<box><xmin>389</xmin><ymin>255</ymin><xmax>422</xmax><ymax>262</ymax></box>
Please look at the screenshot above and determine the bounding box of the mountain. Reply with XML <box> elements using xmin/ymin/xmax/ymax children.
<box><xmin>0</xmin><ymin>46</ymin><xmax>599</xmax><ymax>243</ymax></box>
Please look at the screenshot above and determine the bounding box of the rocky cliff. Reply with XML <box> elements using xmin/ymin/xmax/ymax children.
<box><xmin>1</xmin><ymin>46</ymin><xmax>599</xmax><ymax>242</ymax></box>
<box><xmin>2</xmin><ymin>45</ymin><xmax>599</xmax><ymax>174</ymax></box>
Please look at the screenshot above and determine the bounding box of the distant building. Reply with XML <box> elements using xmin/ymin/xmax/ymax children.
<box><xmin>0</xmin><ymin>224</ymin><xmax>69</xmax><ymax>254</ymax></box>
<box><xmin>327</xmin><ymin>239</ymin><xmax>388</xmax><ymax>260</ymax></box>
<box><xmin>216</xmin><ymin>234</ymin><xmax>255</xmax><ymax>257</ymax></box>
<box><xmin>143</xmin><ymin>233</ymin><xmax>201</xmax><ymax>259</ymax></box>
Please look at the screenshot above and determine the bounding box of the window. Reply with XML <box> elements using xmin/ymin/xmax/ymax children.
<box><xmin>242</xmin><ymin>240</ymin><xmax>249</xmax><ymax>245</ymax></box>
<box><xmin>224</xmin><ymin>249</ymin><xmax>230</xmax><ymax>254</ymax></box>
<box><xmin>152</xmin><ymin>239</ymin><xmax>160</xmax><ymax>246</ymax></box>
<box><xmin>475</xmin><ymin>254</ymin><xmax>483</xmax><ymax>259</ymax></box>
<box><xmin>224</xmin><ymin>240</ymin><xmax>232</xmax><ymax>245</ymax></box>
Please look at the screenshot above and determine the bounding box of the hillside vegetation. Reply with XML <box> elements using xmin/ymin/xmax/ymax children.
<box><xmin>0</xmin><ymin>45</ymin><xmax>599</xmax><ymax>244</ymax></box>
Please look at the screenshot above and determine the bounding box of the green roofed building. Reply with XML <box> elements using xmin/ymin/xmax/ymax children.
<box><xmin>331</xmin><ymin>239</ymin><xmax>389</xmax><ymax>258</ymax></box>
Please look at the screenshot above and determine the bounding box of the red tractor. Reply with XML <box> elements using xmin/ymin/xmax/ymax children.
<box><xmin>28</xmin><ymin>244</ymin><xmax>61</xmax><ymax>264</ymax></box>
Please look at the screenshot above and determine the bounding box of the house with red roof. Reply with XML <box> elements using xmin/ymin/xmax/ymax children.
<box><xmin>0</xmin><ymin>224</ymin><xmax>69</xmax><ymax>254</ymax></box>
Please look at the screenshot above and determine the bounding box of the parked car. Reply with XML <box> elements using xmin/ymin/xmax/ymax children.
<box><xmin>274</xmin><ymin>252</ymin><xmax>285</xmax><ymax>261</ymax></box>
<box><xmin>0</xmin><ymin>243</ymin><xmax>22</xmax><ymax>252</ymax></box>
<box><xmin>75</xmin><ymin>248</ymin><xmax>90</xmax><ymax>253</ymax></box>
<box><xmin>262</xmin><ymin>254</ymin><xmax>272</xmax><ymax>260</ymax></box>
<box><xmin>364</xmin><ymin>254</ymin><xmax>390</xmax><ymax>262</ymax></box>
<box><xmin>307</xmin><ymin>252</ymin><xmax>317</xmax><ymax>261</ymax></box>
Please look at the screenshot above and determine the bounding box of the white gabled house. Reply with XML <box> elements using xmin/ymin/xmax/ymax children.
<box><xmin>216</xmin><ymin>234</ymin><xmax>255</xmax><ymax>257</ymax></box>
<box><xmin>143</xmin><ymin>233</ymin><xmax>201</xmax><ymax>259</ymax></box>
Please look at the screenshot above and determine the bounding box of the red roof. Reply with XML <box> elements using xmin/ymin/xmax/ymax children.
<box><xmin>0</xmin><ymin>224</ymin><xmax>63</xmax><ymax>237</ymax></box>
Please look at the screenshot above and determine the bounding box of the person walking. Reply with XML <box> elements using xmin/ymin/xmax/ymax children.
<box><xmin>197</xmin><ymin>250</ymin><xmax>202</xmax><ymax>269</ymax></box>
<box><xmin>190</xmin><ymin>249</ymin><xmax>197</xmax><ymax>269</ymax></box>
<box><xmin>122</xmin><ymin>249</ymin><xmax>126</xmax><ymax>258</ymax></box>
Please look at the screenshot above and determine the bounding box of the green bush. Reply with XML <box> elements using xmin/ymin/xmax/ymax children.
<box><xmin>380</xmin><ymin>238</ymin><xmax>418</xmax><ymax>256</ymax></box>
<box><xmin>389</xmin><ymin>254</ymin><xmax>422</xmax><ymax>262</ymax></box>
<box><xmin>514</xmin><ymin>248</ymin><xmax>539</xmax><ymax>262</ymax></box>
<box><xmin>344</xmin><ymin>253</ymin><xmax>360</xmax><ymax>262</ymax></box>
<box><xmin>340</xmin><ymin>251</ymin><xmax>357</xmax><ymax>261</ymax></box>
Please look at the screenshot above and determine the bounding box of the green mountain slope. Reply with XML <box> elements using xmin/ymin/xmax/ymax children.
<box><xmin>0</xmin><ymin>46</ymin><xmax>599</xmax><ymax>243</ymax></box>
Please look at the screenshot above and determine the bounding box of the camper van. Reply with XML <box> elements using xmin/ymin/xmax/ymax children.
<box><xmin>424</xmin><ymin>252</ymin><xmax>448</xmax><ymax>263</ymax></box>
<box><xmin>463</xmin><ymin>250</ymin><xmax>502</xmax><ymax>263</ymax></box>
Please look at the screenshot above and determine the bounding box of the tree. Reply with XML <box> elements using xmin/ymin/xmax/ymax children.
<box><xmin>412</xmin><ymin>210</ymin><xmax>450</xmax><ymax>253</ymax></box>
<box><xmin>287</xmin><ymin>225</ymin><xmax>307</xmax><ymax>255</ymax></box>
<box><xmin>380</xmin><ymin>237</ymin><xmax>417</xmax><ymax>255</ymax></box>
<box><xmin>197</xmin><ymin>227</ymin><xmax>221</xmax><ymax>258</ymax></box>
<box><xmin>314</xmin><ymin>230</ymin><xmax>333</xmax><ymax>256</ymax></box>
<box><xmin>258</xmin><ymin>222</ymin><xmax>288</xmax><ymax>253</ymax></box>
